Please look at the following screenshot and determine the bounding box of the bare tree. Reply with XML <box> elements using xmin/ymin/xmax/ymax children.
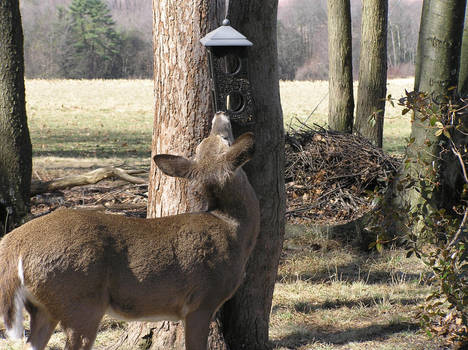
<box><xmin>0</xmin><ymin>0</ymin><xmax>32</xmax><ymax>234</ymax></box>
<box><xmin>354</xmin><ymin>0</ymin><xmax>388</xmax><ymax>147</ymax></box>
<box><xmin>327</xmin><ymin>0</ymin><xmax>354</xmax><ymax>133</ymax></box>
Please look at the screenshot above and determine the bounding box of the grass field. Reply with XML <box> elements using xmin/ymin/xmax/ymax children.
<box><xmin>0</xmin><ymin>79</ymin><xmax>443</xmax><ymax>350</ymax></box>
<box><xmin>27</xmin><ymin>78</ymin><xmax>413</xmax><ymax>171</ymax></box>
<box><xmin>280</xmin><ymin>78</ymin><xmax>413</xmax><ymax>154</ymax></box>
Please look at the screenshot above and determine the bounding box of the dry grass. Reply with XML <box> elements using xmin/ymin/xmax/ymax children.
<box><xmin>270</xmin><ymin>225</ymin><xmax>442</xmax><ymax>350</ymax></box>
<box><xmin>281</xmin><ymin>78</ymin><xmax>414</xmax><ymax>154</ymax></box>
<box><xmin>25</xmin><ymin>78</ymin><xmax>413</xmax><ymax>171</ymax></box>
<box><xmin>0</xmin><ymin>79</ymin><xmax>440</xmax><ymax>349</ymax></box>
<box><xmin>26</xmin><ymin>79</ymin><xmax>154</xmax><ymax>168</ymax></box>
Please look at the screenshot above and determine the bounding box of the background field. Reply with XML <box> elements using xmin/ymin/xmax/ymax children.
<box><xmin>1</xmin><ymin>79</ymin><xmax>443</xmax><ymax>350</ymax></box>
<box><xmin>27</xmin><ymin>78</ymin><xmax>413</xmax><ymax>171</ymax></box>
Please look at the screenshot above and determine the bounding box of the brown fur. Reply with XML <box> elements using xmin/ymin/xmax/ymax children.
<box><xmin>0</xmin><ymin>112</ymin><xmax>260</xmax><ymax>350</ymax></box>
<box><xmin>0</xmin><ymin>234</ymin><xmax>21</xmax><ymax>330</ymax></box>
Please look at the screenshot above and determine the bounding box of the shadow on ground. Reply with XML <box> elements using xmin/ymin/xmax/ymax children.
<box><xmin>286</xmin><ymin>296</ymin><xmax>421</xmax><ymax>314</ymax></box>
<box><xmin>32</xmin><ymin>131</ymin><xmax>151</xmax><ymax>159</ymax></box>
<box><xmin>272</xmin><ymin>321</ymin><xmax>419</xmax><ymax>348</ymax></box>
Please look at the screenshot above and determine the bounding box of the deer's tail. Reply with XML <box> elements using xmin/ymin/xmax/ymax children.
<box><xmin>0</xmin><ymin>242</ymin><xmax>25</xmax><ymax>340</ymax></box>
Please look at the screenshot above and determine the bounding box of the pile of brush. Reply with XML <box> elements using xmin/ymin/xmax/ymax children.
<box><xmin>285</xmin><ymin>124</ymin><xmax>400</xmax><ymax>224</ymax></box>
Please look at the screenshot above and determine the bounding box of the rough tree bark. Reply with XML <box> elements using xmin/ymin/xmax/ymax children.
<box><xmin>114</xmin><ymin>1</ymin><xmax>216</xmax><ymax>349</ymax></box>
<box><xmin>327</xmin><ymin>0</ymin><xmax>354</xmax><ymax>133</ymax></box>
<box><xmin>116</xmin><ymin>1</ymin><xmax>285</xmax><ymax>349</ymax></box>
<box><xmin>220</xmin><ymin>2</ymin><xmax>285</xmax><ymax>349</ymax></box>
<box><xmin>0</xmin><ymin>0</ymin><xmax>32</xmax><ymax>235</ymax></box>
<box><xmin>354</xmin><ymin>0</ymin><xmax>388</xmax><ymax>148</ymax></box>
<box><xmin>395</xmin><ymin>0</ymin><xmax>466</xmax><ymax>220</ymax></box>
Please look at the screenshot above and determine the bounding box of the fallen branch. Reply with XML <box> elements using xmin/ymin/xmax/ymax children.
<box><xmin>75</xmin><ymin>203</ymin><xmax>148</xmax><ymax>211</ymax></box>
<box><xmin>31</xmin><ymin>167</ymin><xmax>148</xmax><ymax>195</ymax></box>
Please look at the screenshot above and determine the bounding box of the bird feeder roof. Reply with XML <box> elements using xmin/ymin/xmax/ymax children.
<box><xmin>201</xmin><ymin>19</ymin><xmax>253</xmax><ymax>47</ymax></box>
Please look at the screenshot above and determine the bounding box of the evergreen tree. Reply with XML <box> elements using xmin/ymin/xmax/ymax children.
<box><xmin>65</xmin><ymin>0</ymin><xmax>122</xmax><ymax>78</ymax></box>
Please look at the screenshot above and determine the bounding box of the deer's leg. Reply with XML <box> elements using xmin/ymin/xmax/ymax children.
<box><xmin>61</xmin><ymin>308</ymin><xmax>104</xmax><ymax>350</ymax></box>
<box><xmin>184</xmin><ymin>309</ymin><xmax>213</xmax><ymax>350</ymax></box>
<box><xmin>25</xmin><ymin>303</ymin><xmax>58</xmax><ymax>350</ymax></box>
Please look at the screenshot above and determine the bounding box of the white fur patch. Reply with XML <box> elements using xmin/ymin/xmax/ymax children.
<box><xmin>5</xmin><ymin>288</ymin><xmax>25</xmax><ymax>340</ymax></box>
<box><xmin>5</xmin><ymin>257</ymin><xmax>26</xmax><ymax>340</ymax></box>
<box><xmin>24</xmin><ymin>344</ymin><xmax>40</xmax><ymax>350</ymax></box>
<box><xmin>17</xmin><ymin>257</ymin><xmax>24</xmax><ymax>285</ymax></box>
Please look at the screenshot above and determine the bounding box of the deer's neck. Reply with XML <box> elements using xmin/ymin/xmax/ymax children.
<box><xmin>208</xmin><ymin>170</ymin><xmax>260</xmax><ymax>229</ymax></box>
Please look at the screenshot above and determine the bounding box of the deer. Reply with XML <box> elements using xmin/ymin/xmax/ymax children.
<box><xmin>0</xmin><ymin>112</ymin><xmax>260</xmax><ymax>350</ymax></box>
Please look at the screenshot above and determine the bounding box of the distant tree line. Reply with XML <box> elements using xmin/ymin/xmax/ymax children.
<box><xmin>21</xmin><ymin>0</ymin><xmax>421</xmax><ymax>80</ymax></box>
<box><xmin>20</xmin><ymin>0</ymin><xmax>152</xmax><ymax>79</ymax></box>
<box><xmin>278</xmin><ymin>0</ymin><xmax>421</xmax><ymax>80</ymax></box>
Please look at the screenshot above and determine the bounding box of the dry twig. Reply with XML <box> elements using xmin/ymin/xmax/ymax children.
<box><xmin>285</xmin><ymin>124</ymin><xmax>400</xmax><ymax>223</ymax></box>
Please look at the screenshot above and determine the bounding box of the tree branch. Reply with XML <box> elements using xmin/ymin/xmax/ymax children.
<box><xmin>31</xmin><ymin>166</ymin><xmax>147</xmax><ymax>195</ymax></box>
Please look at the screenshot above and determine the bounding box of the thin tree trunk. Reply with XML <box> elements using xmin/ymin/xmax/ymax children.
<box><xmin>0</xmin><ymin>0</ymin><xmax>32</xmax><ymax>235</ymax></box>
<box><xmin>327</xmin><ymin>0</ymin><xmax>354</xmax><ymax>133</ymax></box>
<box><xmin>459</xmin><ymin>3</ymin><xmax>468</xmax><ymax>97</ymax></box>
<box><xmin>354</xmin><ymin>0</ymin><xmax>388</xmax><ymax>148</ymax></box>
<box><xmin>414</xmin><ymin>0</ymin><xmax>430</xmax><ymax>92</ymax></box>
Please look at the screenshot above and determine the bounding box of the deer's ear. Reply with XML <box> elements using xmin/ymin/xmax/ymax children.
<box><xmin>225</xmin><ymin>132</ymin><xmax>255</xmax><ymax>170</ymax></box>
<box><xmin>153</xmin><ymin>155</ymin><xmax>194</xmax><ymax>178</ymax></box>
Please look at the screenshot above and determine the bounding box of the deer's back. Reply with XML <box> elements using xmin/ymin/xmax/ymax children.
<box><xmin>3</xmin><ymin>208</ymin><xmax>245</xmax><ymax>320</ymax></box>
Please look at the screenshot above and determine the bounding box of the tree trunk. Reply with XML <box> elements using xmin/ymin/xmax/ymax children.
<box><xmin>354</xmin><ymin>0</ymin><xmax>388</xmax><ymax>148</ymax></box>
<box><xmin>327</xmin><ymin>0</ymin><xmax>354</xmax><ymax>133</ymax></box>
<box><xmin>395</xmin><ymin>0</ymin><xmax>466</xmax><ymax>222</ymax></box>
<box><xmin>220</xmin><ymin>2</ymin><xmax>285</xmax><ymax>349</ymax></box>
<box><xmin>459</xmin><ymin>3</ymin><xmax>468</xmax><ymax>97</ymax></box>
<box><xmin>115</xmin><ymin>1</ymin><xmax>216</xmax><ymax>348</ymax></box>
<box><xmin>118</xmin><ymin>1</ymin><xmax>285</xmax><ymax>349</ymax></box>
<box><xmin>0</xmin><ymin>0</ymin><xmax>32</xmax><ymax>235</ymax></box>
<box><xmin>414</xmin><ymin>0</ymin><xmax>430</xmax><ymax>92</ymax></box>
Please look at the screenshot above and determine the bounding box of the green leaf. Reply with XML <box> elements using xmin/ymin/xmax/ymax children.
<box><xmin>376</xmin><ymin>243</ymin><xmax>383</xmax><ymax>253</ymax></box>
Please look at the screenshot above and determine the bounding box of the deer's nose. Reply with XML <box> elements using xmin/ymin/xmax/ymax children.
<box><xmin>211</xmin><ymin>112</ymin><xmax>233</xmax><ymax>143</ymax></box>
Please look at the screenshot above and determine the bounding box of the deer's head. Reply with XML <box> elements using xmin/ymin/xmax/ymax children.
<box><xmin>153</xmin><ymin>112</ymin><xmax>255</xmax><ymax>194</ymax></box>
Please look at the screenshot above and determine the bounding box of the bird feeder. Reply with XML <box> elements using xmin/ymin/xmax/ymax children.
<box><xmin>201</xmin><ymin>19</ymin><xmax>254</xmax><ymax>126</ymax></box>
